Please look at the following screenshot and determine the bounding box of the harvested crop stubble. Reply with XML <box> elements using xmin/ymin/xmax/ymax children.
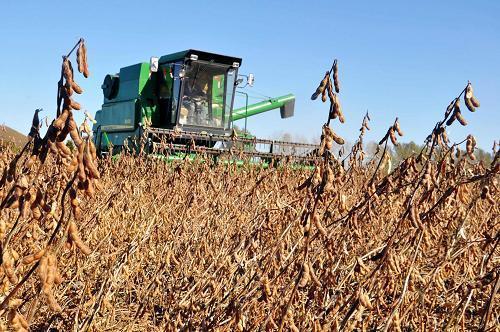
<box><xmin>0</xmin><ymin>54</ymin><xmax>498</xmax><ymax>331</ymax></box>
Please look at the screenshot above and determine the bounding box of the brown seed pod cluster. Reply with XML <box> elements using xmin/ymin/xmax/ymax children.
<box><xmin>67</xmin><ymin>221</ymin><xmax>91</xmax><ymax>255</ymax></box>
<box><xmin>446</xmin><ymin>83</ymin><xmax>480</xmax><ymax>127</ymax></box>
<box><xmin>328</xmin><ymin>86</ymin><xmax>345</xmax><ymax>123</ymax></box>
<box><xmin>38</xmin><ymin>253</ymin><xmax>63</xmax><ymax>312</ymax></box>
<box><xmin>2</xmin><ymin>250</ymin><xmax>19</xmax><ymax>286</ymax></box>
<box><xmin>312</xmin><ymin>60</ymin><xmax>345</xmax><ymax>123</ymax></box>
<box><xmin>22</xmin><ymin>248</ymin><xmax>46</xmax><ymax>265</ymax></box>
<box><xmin>434</xmin><ymin>126</ymin><xmax>449</xmax><ymax>147</ymax></box>
<box><xmin>464</xmin><ymin>82</ymin><xmax>480</xmax><ymax>112</ymax></box>
<box><xmin>319</xmin><ymin>125</ymin><xmax>344</xmax><ymax>155</ymax></box>
<box><xmin>480</xmin><ymin>186</ymin><xmax>495</xmax><ymax>204</ymax></box>
<box><xmin>332</xmin><ymin>59</ymin><xmax>340</xmax><ymax>93</ymax></box>
<box><xmin>51</xmin><ymin>44</ymin><xmax>100</xmax><ymax>200</ymax></box>
<box><xmin>7</xmin><ymin>310</ymin><xmax>29</xmax><ymax>332</ymax></box>
<box><xmin>379</xmin><ymin>118</ymin><xmax>403</xmax><ymax>146</ymax></box>
<box><xmin>0</xmin><ymin>38</ymin><xmax>97</xmax><ymax>331</ymax></box>
<box><xmin>309</xmin><ymin>56</ymin><xmax>347</xmax><ymax>209</ymax></box>
<box><xmin>347</xmin><ymin>112</ymin><xmax>371</xmax><ymax>166</ymax></box>
<box><xmin>466</xmin><ymin>134</ymin><xmax>477</xmax><ymax>160</ymax></box>
<box><xmin>446</xmin><ymin>98</ymin><xmax>468</xmax><ymax>126</ymax></box>
<box><xmin>77</xmin><ymin>40</ymin><xmax>90</xmax><ymax>78</ymax></box>
<box><xmin>311</xmin><ymin>71</ymin><xmax>330</xmax><ymax>101</ymax></box>
<box><xmin>359</xmin><ymin>112</ymin><xmax>370</xmax><ymax>136</ymax></box>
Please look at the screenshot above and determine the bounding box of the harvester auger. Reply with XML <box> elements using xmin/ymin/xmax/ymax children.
<box><xmin>92</xmin><ymin>49</ymin><xmax>319</xmax><ymax>163</ymax></box>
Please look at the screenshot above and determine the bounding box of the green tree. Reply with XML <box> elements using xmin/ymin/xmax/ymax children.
<box><xmin>474</xmin><ymin>147</ymin><xmax>493</xmax><ymax>165</ymax></box>
<box><xmin>66</xmin><ymin>140</ymin><xmax>75</xmax><ymax>153</ymax></box>
<box><xmin>392</xmin><ymin>141</ymin><xmax>423</xmax><ymax>164</ymax></box>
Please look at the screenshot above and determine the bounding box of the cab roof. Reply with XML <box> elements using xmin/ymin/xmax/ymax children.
<box><xmin>159</xmin><ymin>49</ymin><xmax>242</xmax><ymax>67</ymax></box>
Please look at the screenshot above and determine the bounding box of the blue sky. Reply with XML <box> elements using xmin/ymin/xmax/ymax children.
<box><xmin>0</xmin><ymin>0</ymin><xmax>498</xmax><ymax>150</ymax></box>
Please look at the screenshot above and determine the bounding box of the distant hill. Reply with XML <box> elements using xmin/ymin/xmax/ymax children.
<box><xmin>0</xmin><ymin>124</ymin><xmax>29</xmax><ymax>149</ymax></box>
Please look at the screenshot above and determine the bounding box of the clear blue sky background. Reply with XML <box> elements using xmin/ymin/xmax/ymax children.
<box><xmin>0</xmin><ymin>0</ymin><xmax>498</xmax><ymax>150</ymax></box>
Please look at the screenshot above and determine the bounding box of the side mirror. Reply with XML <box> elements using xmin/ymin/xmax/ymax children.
<box><xmin>247</xmin><ymin>73</ymin><xmax>255</xmax><ymax>87</ymax></box>
<box><xmin>150</xmin><ymin>56</ymin><xmax>159</xmax><ymax>73</ymax></box>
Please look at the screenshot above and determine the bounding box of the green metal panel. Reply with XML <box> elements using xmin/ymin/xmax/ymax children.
<box><xmin>231</xmin><ymin>94</ymin><xmax>295</xmax><ymax>121</ymax></box>
<box><xmin>137</xmin><ymin>63</ymin><xmax>154</xmax><ymax>98</ymax></box>
<box><xmin>98</xmin><ymin>62</ymin><xmax>156</xmax><ymax>129</ymax></box>
<box><xmin>94</xmin><ymin>100</ymin><xmax>139</xmax><ymax>132</ymax></box>
<box><xmin>104</xmin><ymin>63</ymin><xmax>149</xmax><ymax>103</ymax></box>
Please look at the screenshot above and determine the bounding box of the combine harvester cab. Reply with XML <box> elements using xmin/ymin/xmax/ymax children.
<box><xmin>93</xmin><ymin>49</ymin><xmax>318</xmax><ymax>163</ymax></box>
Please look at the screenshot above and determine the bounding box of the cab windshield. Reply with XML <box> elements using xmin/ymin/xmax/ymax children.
<box><xmin>179</xmin><ymin>61</ymin><xmax>236</xmax><ymax>129</ymax></box>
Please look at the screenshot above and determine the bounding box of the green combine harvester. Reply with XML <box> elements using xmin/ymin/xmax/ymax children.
<box><xmin>93</xmin><ymin>49</ymin><xmax>318</xmax><ymax>162</ymax></box>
